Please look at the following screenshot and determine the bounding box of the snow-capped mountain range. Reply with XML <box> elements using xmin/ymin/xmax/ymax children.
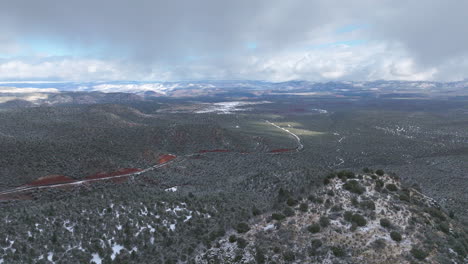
<box><xmin>0</xmin><ymin>80</ymin><xmax>467</xmax><ymax>107</ymax></box>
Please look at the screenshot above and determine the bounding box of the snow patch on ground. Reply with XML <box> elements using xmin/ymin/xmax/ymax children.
<box><xmin>47</xmin><ymin>252</ymin><xmax>53</xmax><ymax>262</ymax></box>
<box><xmin>111</xmin><ymin>244</ymin><xmax>124</xmax><ymax>260</ymax></box>
<box><xmin>311</xmin><ymin>108</ymin><xmax>328</xmax><ymax>114</ymax></box>
<box><xmin>91</xmin><ymin>253</ymin><xmax>102</xmax><ymax>264</ymax></box>
<box><xmin>169</xmin><ymin>224</ymin><xmax>176</xmax><ymax>231</ymax></box>
<box><xmin>195</xmin><ymin>101</ymin><xmax>271</xmax><ymax>114</ymax></box>
<box><xmin>63</xmin><ymin>220</ymin><xmax>74</xmax><ymax>232</ymax></box>
<box><xmin>165</xmin><ymin>186</ymin><xmax>178</xmax><ymax>192</ymax></box>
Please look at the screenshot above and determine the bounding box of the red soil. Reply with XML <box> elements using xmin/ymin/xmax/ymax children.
<box><xmin>158</xmin><ymin>154</ymin><xmax>177</xmax><ymax>164</ymax></box>
<box><xmin>25</xmin><ymin>175</ymin><xmax>75</xmax><ymax>186</ymax></box>
<box><xmin>85</xmin><ymin>168</ymin><xmax>142</xmax><ymax>180</ymax></box>
<box><xmin>269</xmin><ymin>148</ymin><xmax>295</xmax><ymax>153</ymax></box>
<box><xmin>111</xmin><ymin>176</ymin><xmax>129</xmax><ymax>183</ymax></box>
<box><xmin>0</xmin><ymin>193</ymin><xmax>33</xmax><ymax>201</ymax></box>
<box><xmin>198</xmin><ymin>149</ymin><xmax>230</xmax><ymax>153</ymax></box>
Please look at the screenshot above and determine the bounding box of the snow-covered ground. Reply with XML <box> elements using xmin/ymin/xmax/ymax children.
<box><xmin>195</xmin><ymin>101</ymin><xmax>271</xmax><ymax>114</ymax></box>
<box><xmin>165</xmin><ymin>186</ymin><xmax>178</xmax><ymax>192</ymax></box>
<box><xmin>91</xmin><ymin>253</ymin><xmax>102</xmax><ymax>264</ymax></box>
<box><xmin>311</xmin><ymin>108</ymin><xmax>328</xmax><ymax>114</ymax></box>
<box><xmin>111</xmin><ymin>244</ymin><xmax>124</xmax><ymax>260</ymax></box>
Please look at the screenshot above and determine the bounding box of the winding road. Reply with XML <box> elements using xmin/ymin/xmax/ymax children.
<box><xmin>0</xmin><ymin>121</ymin><xmax>303</xmax><ymax>197</ymax></box>
<box><xmin>265</xmin><ymin>120</ymin><xmax>304</xmax><ymax>151</ymax></box>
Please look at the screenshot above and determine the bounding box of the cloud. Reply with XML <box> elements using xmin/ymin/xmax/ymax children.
<box><xmin>232</xmin><ymin>42</ymin><xmax>438</xmax><ymax>82</ymax></box>
<box><xmin>0</xmin><ymin>42</ymin><xmax>449</xmax><ymax>82</ymax></box>
<box><xmin>0</xmin><ymin>87</ymin><xmax>59</xmax><ymax>93</ymax></box>
<box><xmin>0</xmin><ymin>0</ymin><xmax>467</xmax><ymax>81</ymax></box>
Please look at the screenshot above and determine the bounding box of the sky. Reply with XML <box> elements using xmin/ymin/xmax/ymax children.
<box><xmin>0</xmin><ymin>0</ymin><xmax>467</xmax><ymax>82</ymax></box>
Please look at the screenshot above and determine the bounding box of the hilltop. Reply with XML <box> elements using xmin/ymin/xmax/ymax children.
<box><xmin>197</xmin><ymin>170</ymin><xmax>468</xmax><ymax>264</ymax></box>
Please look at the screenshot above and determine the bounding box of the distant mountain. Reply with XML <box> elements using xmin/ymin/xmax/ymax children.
<box><xmin>1</xmin><ymin>80</ymin><xmax>467</xmax><ymax>107</ymax></box>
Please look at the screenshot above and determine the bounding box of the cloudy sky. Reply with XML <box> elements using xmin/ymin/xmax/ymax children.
<box><xmin>0</xmin><ymin>0</ymin><xmax>467</xmax><ymax>82</ymax></box>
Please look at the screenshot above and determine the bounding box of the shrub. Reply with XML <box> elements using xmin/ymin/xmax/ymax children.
<box><xmin>331</xmin><ymin>246</ymin><xmax>345</xmax><ymax>257</ymax></box>
<box><xmin>252</xmin><ymin>207</ymin><xmax>261</xmax><ymax>216</ymax></box>
<box><xmin>452</xmin><ymin>241</ymin><xmax>467</xmax><ymax>258</ymax></box>
<box><xmin>331</xmin><ymin>204</ymin><xmax>342</xmax><ymax>212</ymax></box>
<box><xmin>343</xmin><ymin>180</ymin><xmax>365</xmax><ymax>195</ymax></box>
<box><xmin>380</xmin><ymin>218</ymin><xmax>392</xmax><ymax>228</ymax></box>
<box><xmin>360</xmin><ymin>200</ymin><xmax>375</xmax><ymax>211</ymax></box>
<box><xmin>311</xmin><ymin>239</ymin><xmax>322</xmax><ymax>249</ymax></box>
<box><xmin>307</xmin><ymin>224</ymin><xmax>321</xmax><ymax>233</ymax></box>
<box><xmin>237</xmin><ymin>237</ymin><xmax>248</xmax><ymax>249</ymax></box>
<box><xmin>375</xmin><ymin>179</ymin><xmax>384</xmax><ymax>188</ymax></box>
<box><xmin>255</xmin><ymin>247</ymin><xmax>266</xmax><ymax>264</ymax></box>
<box><xmin>372</xmin><ymin>239</ymin><xmax>387</xmax><ymax>250</ymax></box>
<box><xmin>236</xmin><ymin>223</ymin><xmax>250</xmax><ymax>233</ymax></box>
<box><xmin>327</xmin><ymin>190</ymin><xmax>335</xmax><ymax>196</ymax></box>
<box><xmin>449</xmin><ymin>211</ymin><xmax>455</xmax><ymax>219</ymax></box>
<box><xmin>386</xmin><ymin>184</ymin><xmax>398</xmax><ymax>192</ymax></box>
<box><xmin>319</xmin><ymin>216</ymin><xmax>330</xmax><ymax>227</ymax></box>
<box><xmin>338</xmin><ymin>170</ymin><xmax>355</xmax><ymax>179</ymax></box>
<box><xmin>272</xmin><ymin>213</ymin><xmax>286</xmax><ymax>221</ymax></box>
<box><xmin>399</xmin><ymin>193</ymin><xmax>410</xmax><ymax>202</ymax></box>
<box><xmin>283</xmin><ymin>207</ymin><xmax>295</xmax><ymax>217</ymax></box>
<box><xmin>425</xmin><ymin>207</ymin><xmax>446</xmax><ymax>221</ymax></box>
<box><xmin>323</xmin><ymin>178</ymin><xmax>330</xmax><ymax>185</ymax></box>
<box><xmin>410</xmin><ymin>247</ymin><xmax>428</xmax><ymax>260</ymax></box>
<box><xmin>299</xmin><ymin>203</ymin><xmax>308</xmax><ymax>212</ymax></box>
<box><xmin>229</xmin><ymin>235</ymin><xmax>237</xmax><ymax>243</ymax></box>
<box><xmin>438</xmin><ymin>222</ymin><xmax>450</xmax><ymax>234</ymax></box>
<box><xmin>346</xmin><ymin>171</ymin><xmax>356</xmax><ymax>178</ymax></box>
<box><xmin>309</xmin><ymin>241</ymin><xmax>322</xmax><ymax>256</ymax></box>
<box><xmin>344</xmin><ymin>211</ymin><xmax>353</xmax><ymax>222</ymax></box>
<box><xmin>283</xmin><ymin>251</ymin><xmax>295</xmax><ymax>261</ymax></box>
<box><xmin>351</xmin><ymin>214</ymin><xmax>367</xmax><ymax>226</ymax></box>
<box><xmin>375</xmin><ymin>169</ymin><xmax>384</xmax><ymax>176</ymax></box>
<box><xmin>363</xmin><ymin>167</ymin><xmax>371</xmax><ymax>173</ymax></box>
<box><xmin>286</xmin><ymin>198</ymin><xmax>298</xmax><ymax>207</ymax></box>
<box><xmin>309</xmin><ymin>194</ymin><xmax>323</xmax><ymax>203</ymax></box>
<box><xmin>390</xmin><ymin>231</ymin><xmax>402</xmax><ymax>242</ymax></box>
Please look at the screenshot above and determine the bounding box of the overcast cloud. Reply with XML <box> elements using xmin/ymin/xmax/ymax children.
<box><xmin>0</xmin><ymin>0</ymin><xmax>467</xmax><ymax>82</ymax></box>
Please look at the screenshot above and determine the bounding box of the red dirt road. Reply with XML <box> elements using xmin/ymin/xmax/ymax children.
<box><xmin>269</xmin><ymin>148</ymin><xmax>295</xmax><ymax>153</ymax></box>
<box><xmin>85</xmin><ymin>168</ymin><xmax>143</xmax><ymax>180</ymax></box>
<box><xmin>24</xmin><ymin>175</ymin><xmax>75</xmax><ymax>186</ymax></box>
<box><xmin>158</xmin><ymin>154</ymin><xmax>177</xmax><ymax>164</ymax></box>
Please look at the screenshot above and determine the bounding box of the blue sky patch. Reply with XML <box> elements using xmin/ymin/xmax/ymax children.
<box><xmin>313</xmin><ymin>39</ymin><xmax>367</xmax><ymax>49</ymax></box>
<box><xmin>246</xmin><ymin>42</ymin><xmax>257</xmax><ymax>50</ymax></box>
